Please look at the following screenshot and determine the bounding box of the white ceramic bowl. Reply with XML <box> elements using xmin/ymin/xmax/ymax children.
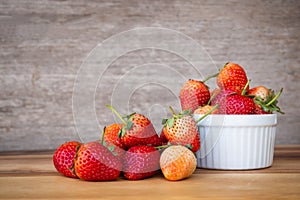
<box><xmin>193</xmin><ymin>114</ymin><xmax>277</xmax><ymax>170</ymax></box>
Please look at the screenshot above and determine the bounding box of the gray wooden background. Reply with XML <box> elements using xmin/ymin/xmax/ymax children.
<box><xmin>1</xmin><ymin>0</ymin><xmax>299</xmax><ymax>151</ymax></box>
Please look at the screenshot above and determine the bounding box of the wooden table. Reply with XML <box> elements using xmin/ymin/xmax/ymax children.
<box><xmin>0</xmin><ymin>145</ymin><xmax>299</xmax><ymax>199</ymax></box>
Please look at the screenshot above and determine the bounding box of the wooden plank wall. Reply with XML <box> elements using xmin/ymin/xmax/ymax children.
<box><xmin>0</xmin><ymin>0</ymin><xmax>299</xmax><ymax>151</ymax></box>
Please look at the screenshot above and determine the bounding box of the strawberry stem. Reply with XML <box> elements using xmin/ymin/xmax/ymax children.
<box><xmin>169</xmin><ymin>106</ymin><xmax>176</xmax><ymax>116</ymax></box>
<box><xmin>207</xmin><ymin>92</ymin><xmax>217</xmax><ymax>105</ymax></box>
<box><xmin>195</xmin><ymin>104</ymin><xmax>218</xmax><ymax>123</ymax></box>
<box><xmin>100</xmin><ymin>126</ymin><xmax>106</xmax><ymax>145</ymax></box>
<box><xmin>266</xmin><ymin>88</ymin><xmax>283</xmax><ymax>107</ymax></box>
<box><xmin>106</xmin><ymin>104</ymin><xmax>127</xmax><ymax>124</ymax></box>
<box><xmin>241</xmin><ymin>79</ymin><xmax>251</xmax><ymax>96</ymax></box>
<box><xmin>155</xmin><ymin>144</ymin><xmax>171</xmax><ymax>150</ymax></box>
<box><xmin>202</xmin><ymin>73</ymin><xmax>219</xmax><ymax>83</ymax></box>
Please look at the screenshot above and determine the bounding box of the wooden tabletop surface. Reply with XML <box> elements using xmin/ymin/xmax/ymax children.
<box><xmin>0</xmin><ymin>145</ymin><xmax>299</xmax><ymax>199</ymax></box>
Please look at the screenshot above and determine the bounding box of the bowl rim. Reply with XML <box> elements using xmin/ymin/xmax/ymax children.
<box><xmin>193</xmin><ymin>113</ymin><xmax>277</xmax><ymax>126</ymax></box>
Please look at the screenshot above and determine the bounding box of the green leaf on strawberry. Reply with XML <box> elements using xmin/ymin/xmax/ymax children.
<box><xmin>167</xmin><ymin>117</ymin><xmax>174</xmax><ymax>128</ymax></box>
<box><xmin>251</xmin><ymin>88</ymin><xmax>284</xmax><ymax>114</ymax></box>
<box><xmin>126</xmin><ymin>120</ymin><xmax>133</xmax><ymax>130</ymax></box>
<box><xmin>161</xmin><ymin>118</ymin><xmax>168</xmax><ymax>125</ymax></box>
<box><xmin>118</xmin><ymin>127</ymin><xmax>126</xmax><ymax>138</ymax></box>
<box><xmin>107</xmin><ymin>104</ymin><xmax>162</xmax><ymax>148</ymax></box>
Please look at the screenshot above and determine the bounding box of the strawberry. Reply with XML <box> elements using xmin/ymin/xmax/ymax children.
<box><xmin>123</xmin><ymin>145</ymin><xmax>160</xmax><ymax>180</ymax></box>
<box><xmin>106</xmin><ymin>105</ymin><xmax>162</xmax><ymax>149</ymax></box>
<box><xmin>101</xmin><ymin>124</ymin><xmax>125</xmax><ymax>159</ymax></box>
<box><xmin>103</xmin><ymin>124</ymin><xmax>124</xmax><ymax>149</ymax></box>
<box><xmin>194</xmin><ymin>105</ymin><xmax>219</xmax><ymax>114</ymax></box>
<box><xmin>159</xmin><ymin>128</ymin><xmax>169</xmax><ymax>145</ymax></box>
<box><xmin>179</xmin><ymin>79</ymin><xmax>210</xmax><ymax>112</ymax></box>
<box><xmin>162</xmin><ymin>106</ymin><xmax>218</xmax><ymax>152</ymax></box>
<box><xmin>217</xmin><ymin>79</ymin><xmax>255</xmax><ymax>114</ymax></box>
<box><xmin>219</xmin><ymin>94</ymin><xmax>255</xmax><ymax>114</ymax></box>
<box><xmin>162</xmin><ymin>108</ymin><xmax>201</xmax><ymax>152</ymax></box>
<box><xmin>53</xmin><ymin>141</ymin><xmax>81</xmax><ymax>178</ymax></box>
<box><xmin>160</xmin><ymin>145</ymin><xmax>197</xmax><ymax>181</ymax></box>
<box><xmin>248</xmin><ymin>87</ymin><xmax>284</xmax><ymax>114</ymax></box>
<box><xmin>211</xmin><ymin>89</ymin><xmax>236</xmax><ymax>106</ymax></box>
<box><xmin>122</xmin><ymin>113</ymin><xmax>162</xmax><ymax>148</ymax></box>
<box><xmin>248</xmin><ymin>86</ymin><xmax>271</xmax><ymax>102</ymax></box>
<box><xmin>74</xmin><ymin>141</ymin><xmax>121</xmax><ymax>181</ymax></box>
<box><xmin>217</xmin><ymin>62</ymin><xmax>249</xmax><ymax>94</ymax></box>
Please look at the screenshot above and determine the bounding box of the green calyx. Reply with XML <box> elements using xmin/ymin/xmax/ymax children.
<box><xmin>162</xmin><ymin>104</ymin><xmax>218</xmax><ymax>128</ymax></box>
<box><xmin>118</xmin><ymin>128</ymin><xmax>125</xmax><ymax>138</ymax></box>
<box><xmin>185</xmin><ymin>144</ymin><xmax>193</xmax><ymax>150</ymax></box>
<box><xmin>102</xmin><ymin>140</ymin><xmax>118</xmax><ymax>157</ymax></box>
<box><xmin>106</xmin><ymin>145</ymin><xmax>117</xmax><ymax>156</ymax></box>
<box><xmin>254</xmin><ymin>88</ymin><xmax>284</xmax><ymax>114</ymax></box>
<box><xmin>161</xmin><ymin>107</ymin><xmax>192</xmax><ymax>128</ymax></box>
<box><xmin>106</xmin><ymin>104</ymin><xmax>135</xmax><ymax>138</ymax></box>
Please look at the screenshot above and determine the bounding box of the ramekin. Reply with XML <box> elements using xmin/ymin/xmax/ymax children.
<box><xmin>193</xmin><ymin>114</ymin><xmax>277</xmax><ymax>170</ymax></box>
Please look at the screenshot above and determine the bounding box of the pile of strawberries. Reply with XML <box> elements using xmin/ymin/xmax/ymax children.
<box><xmin>53</xmin><ymin>62</ymin><xmax>283</xmax><ymax>182</ymax></box>
<box><xmin>182</xmin><ymin>62</ymin><xmax>283</xmax><ymax>115</ymax></box>
<box><xmin>53</xmin><ymin>105</ymin><xmax>200</xmax><ymax>181</ymax></box>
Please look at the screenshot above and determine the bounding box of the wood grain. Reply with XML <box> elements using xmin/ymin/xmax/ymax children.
<box><xmin>0</xmin><ymin>174</ymin><xmax>299</xmax><ymax>200</ymax></box>
<box><xmin>0</xmin><ymin>145</ymin><xmax>299</xmax><ymax>199</ymax></box>
<box><xmin>0</xmin><ymin>0</ymin><xmax>300</xmax><ymax>151</ymax></box>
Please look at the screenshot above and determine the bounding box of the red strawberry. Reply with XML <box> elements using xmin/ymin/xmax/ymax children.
<box><xmin>219</xmin><ymin>94</ymin><xmax>255</xmax><ymax>114</ymax></box>
<box><xmin>53</xmin><ymin>141</ymin><xmax>81</xmax><ymax>178</ymax></box>
<box><xmin>123</xmin><ymin>145</ymin><xmax>160</xmax><ymax>180</ymax></box>
<box><xmin>211</xmin><ymin>89</ymin><xmax>236</xmax><ymax>106</ymax></box>
<box><xmin>159</xmin><ymin>128</ymin><xmax>169</xmax><ymax>145</ymax></box>
<box><xmin>74</xmin><ymin>141</ymin><xmax>121</xmax><ymax>181</ymax></box>
<box><xmin>102</xmin><ymin>124</ymin><xmax>125</xmax><ymax>159</ymax></box>
<box><xmin>122</xmin><ymin>113</ymin><xmax>162</xmax><ymax>148</ymax></box>
<box><xmin>162</xmin><ymin>108</ymin><xmax>200</xmax><ymax>152</ymax></box>
<box><xmin>248</xmin><ymin>87</ymin><xmax>284</xmax><ymax>114</ymax></box>
<box><xmin>103</xmin><ymin>124</ymin><xmax>124</xmax><ymax>149</ymax></box>
<box><xmin>106</xmin><ymin>105</ymin><xmax>162</xmax><ymax>149</ymax></box>
<box><xmin>179</xmin><ymin>79</ymin><xmax>210</xmax><ymax>112</ymax></box>
<box><xmin>217</xmin><ymin>62</ymin><xmax>249</xmax><ymax>94</ymax></box>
